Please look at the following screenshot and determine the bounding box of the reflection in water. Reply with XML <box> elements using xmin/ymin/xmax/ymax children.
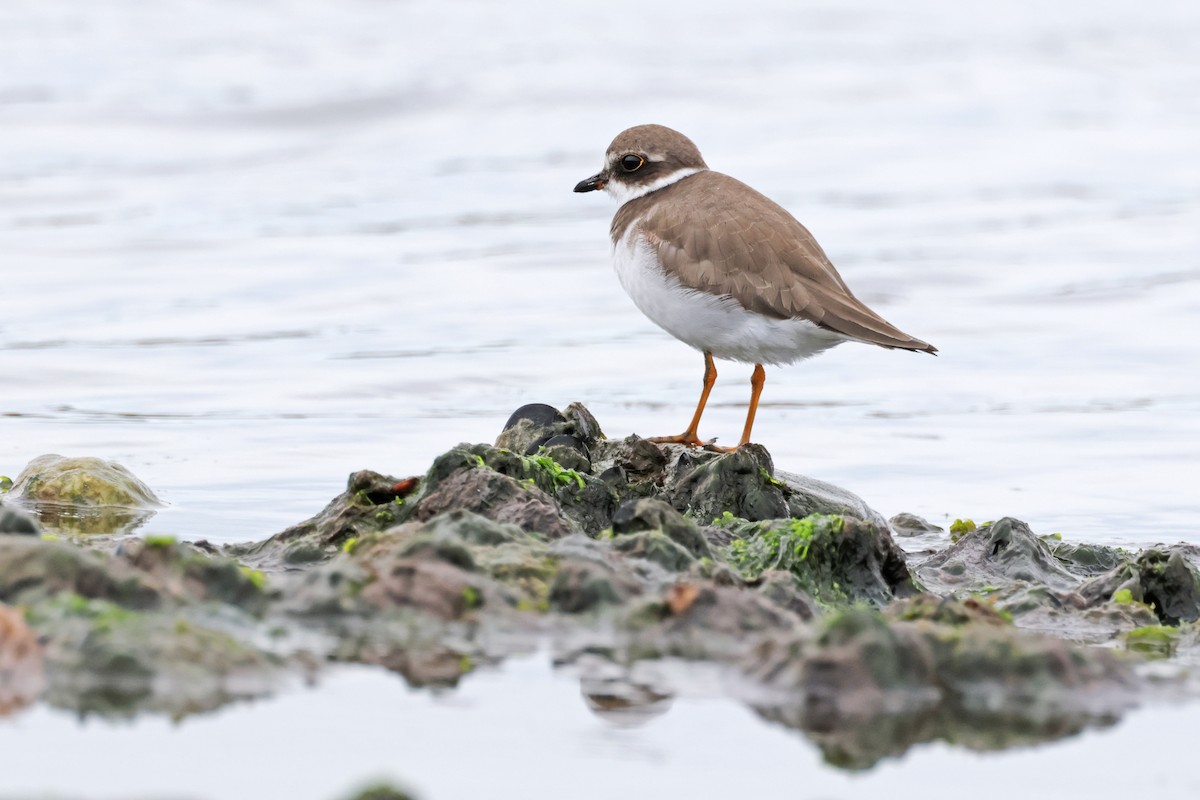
<box><xmin>20</xmin><ymin>501</ymin><xmax>157</xmax><ymax>537</ymax></box>
<box><xmin>580</xmin><ymin>675</ymin><xmax>674</xmax><ymax>728</ymax></box>
<box><xmin>755</xmin><ymin>698</ymin><xmax>1121</xmax><ymax>772</ymax></box>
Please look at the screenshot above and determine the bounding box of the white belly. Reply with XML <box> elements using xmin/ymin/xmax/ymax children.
<box><xmin>612</xmin><ymin>231</ymin><xmax>848</xmax><ymax>366</ymax></box>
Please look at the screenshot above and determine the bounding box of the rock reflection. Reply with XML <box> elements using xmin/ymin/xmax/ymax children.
<box><xmin>580</xmin><ymin>675</ymin><xmax>674</xmax><ymax>727</ymax></box>
<box><xmin>755</xmin><ymin>699</ymin><xmax>1120</xmax><ymax>771</ymax></box>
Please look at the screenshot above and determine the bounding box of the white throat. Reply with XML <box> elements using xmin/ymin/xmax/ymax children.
<box><xmin>604</xmin><ymin>167</ymin><xmax>703</xmax><ymax>206</ymax></box>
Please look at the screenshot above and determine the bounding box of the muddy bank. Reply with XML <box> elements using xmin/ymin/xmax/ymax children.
<box><xmin>1</xmin><ymin>404</ymin><xmax>1195</xmax><ymax>769</ymax></box>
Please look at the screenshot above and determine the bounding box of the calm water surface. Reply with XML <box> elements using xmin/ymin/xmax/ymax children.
<box><xmin>1</xmin><ymin>0</ymin><xmax>1199</xmax><ymax>796</ymax></box>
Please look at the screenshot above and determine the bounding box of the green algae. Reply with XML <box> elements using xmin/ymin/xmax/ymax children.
<box><xmin>1124</xmin><ymin>625</ymin><xmax>1179</xmax><ymax>658</ymax></box>
<box><xmin>723</xmin><ymin>515</ymin><xmax>855</xmax><ymax>602</ymax></box>
<box><xmin>949</xmin><ymin>518</ymin><xmax>976</xmax><ymax>542</ymax></box>
<box><xmin>523</xmin><ymin>452</ymin><xmax>586</xmax><ymax>491</ymax></box>
<box><xmin>239</xmin><ymin>566</ymin><xmax>267</xmax><ymax>591</ymax></box>
<box><xmin>143</xmin><ymin>534</ymin><xmax>177</xmax><ymax>549</ymax></box>
<box><xmin>725</xmin><ymin>515</ymin><xmax>843</xmax><ymax>578</ymax></box>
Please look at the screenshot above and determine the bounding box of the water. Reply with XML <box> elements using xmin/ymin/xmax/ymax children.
<box><xmin>1</xmin><ymin>0</ymin><xmax>1199</xmax><ymax>795</ymax></box>
<box><xmin>0</xmin><ymin>655</ymin><xmax>1197</xmax><ymax>800</ymax></box>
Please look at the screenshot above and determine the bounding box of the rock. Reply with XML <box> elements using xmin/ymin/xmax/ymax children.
<box><xmin>358</xmin><ymin>559</ymin><xmax>487</xmax><ymax>621</ymax></box>
<box><xmin>495</xmin><ymin>401</ymin><xmax>604</xmax><ymax>456</ymax></box>
<box><xmin>340</xmin><ymin>784</ymin><xmax>417</xmax><ymax>800</ymax></box>
<box><xmin>887</xmin><ymin>593</ymin><xmax>1011</xmax><ymax>627</ymax></box>
<box><xmin>1079</xmin><ymin>546</ymin><xmax>1200</xmax><ymax>625</ymax></box>
<box><xmin>546</xmin><ymin>536</ymin><xmax>642</xmax><ymax>613</ymax></box>
<box><xmin>756</xmin><ymin>571</ymin><xmax>819</xmax><ymax>621</ymax></box>
<box><xmin>0</xmin><ymin>403</ymin><xmax>1168</xmax><ymax>759</ymax></box>
<box><xmin>0</xmin><ymin>603</ymin><xmax>45</xmax><ymax>716</ymax></box>
<box><xmin>235</xmin><ymin>469</ymin><xmax>410</xmax><ymax>569</ymax></box>
<box><xmin>722</xmin><ymin>514</ymin><xmax>918</xmax><ymax>605</ymax></box>
<box><xmin>619</xmin><ymin>582</ymin><xmax>802</xmax><ymax>661</ymax></box>
<box><xmin>11</xmin><ymin>455</ymin><xmax>161</xmax><ymax>508</ymax></box>
<box><xmin>0</xmin><ymin>503</ymin><xmax>41</xmax><ymax>536</ymax></box>
<box><xmin>579</xmin><ymin>667</ymin><xmax>674</xmax><ymax>726</ymax></box>
<box><xmin>611</xmin><ymin>498</ymin><xmax>713</xmax><ymax>560</ymax></box>
<box><xmin>117</xmin><ymin>537</ymin><xmax>271</xmax><ymax>616</ymax></box>
<box><xmin>668</xmin><ymin>445</ymin><xmax>789</xmax><ymax>522</ymax></box>
<box><xmin>8</xmin><ymin>455</ymin><xmax>161</xmax><ymax>536</ymax></box>
<box><xmin>918</xmin><ymin>517</ymin><xmax>1082</xmax><ymax>594</ymax></box>
<box><xmin>612</xmin><ymin>531</ymin><xmax>695</xmax><ymax>572</ymax></box>
<box><xmin>889</xmin><ymin>512</ymin><xmax>944</xmax><ymax>538</ymax></box>
<box><xmin>409</xmin><ymin>450</ymin><xmax>577</xmax><ymax>539</ymax></box>
<box><xmin>0</xmin><ymin>535</ymin><xmax>163</xmax><ymax>609</ymax></box>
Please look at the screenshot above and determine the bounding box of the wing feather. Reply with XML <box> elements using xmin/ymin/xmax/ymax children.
<box><xmin>616</xmin><ymin>171</ymin><xmax>936</xmax><ymax>353</ymax></box>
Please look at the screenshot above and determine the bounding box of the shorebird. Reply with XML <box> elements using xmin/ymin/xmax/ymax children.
<box><xmin>575</xmin><ymin>124</ymin><xmax>936</xmax><ymax>449</ymax></box>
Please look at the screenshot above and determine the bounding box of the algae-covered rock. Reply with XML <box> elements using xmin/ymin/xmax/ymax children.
<box><xmin>9</xmin><ymin>455</ymin><xmax>161</xmax><ymax>535</ymax></box>
<box><xmin>0</xmin><ymin>535</ymin><xmax>163</xmax><ymax>609</ymax></box>
<box><xmin>404</xmin><ymin>446</ymin><xmax>585</xmax><ymax>538</ymax></box>
<box><xmin>548</xmin><ymin>540</ymin><xmax>640</xmax><ymax>614</ymax></box>
<box><xmin>1079</xmin><ymin>545</ymin><xmax>1200</xmax><ymax>625</ymax></box>
<box><xmin>667</xmin><ymin>445</ymin><xmax>790</xmax><ymax>521</ymax></box>
<box><xmin>11</xmin><ymin>455</ymin><xmax>161</xmax><ymax>508</ymax></box>
<box><xmin>235</xmin><ymin>469</ymin><xmax>412</xmax><ymax>569</ymax></box>
<box><xmin>722</xmin><ymin>514</ymin><xmax>918</xmax><ymax>605</ymax></box>
<box><xmin>611</xmin><ymin>498</ymin><xmax>713</xmax><ymax>560</ymax></box>
<box><xmin>339</xmin><ymin>783</ymin><xmax>417</xmax><ymax>800</ymax></box>
<box><xmin>619</xmin><ymin>581</ymin><xmax>802</xmax><ymax>661</ymax></box>
<box><xmin>2</xmin><ymin>401</ymin><xmax>1177</xmax><ymax>762</ymax></box>
<box><xmin>918</xmin><ymin>517</ymin><xmax>1082</xmax><ymax>594</ymax></box>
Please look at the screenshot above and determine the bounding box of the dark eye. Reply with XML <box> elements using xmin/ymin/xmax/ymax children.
<box><xmin>620</xmin><ymin>154</ymin><xmax>645</xmax><ymax>172</ymax></box>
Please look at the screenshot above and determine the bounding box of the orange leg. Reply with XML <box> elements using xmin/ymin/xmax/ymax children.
<box><xmin>736</xmin><ymin>364</ymin><xmax>766</xmax><ymax>447</ymax></box>
<box><xmin>649</xmin><ymin>352</ymin><xmax>717</xmax><ymax>447</ymax></box>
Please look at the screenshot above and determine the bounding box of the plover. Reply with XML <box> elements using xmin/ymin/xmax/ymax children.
<box><xmin>575</xmin><ymin>124</ymin><xmax>936</xmax><ymax>449</ymax></box>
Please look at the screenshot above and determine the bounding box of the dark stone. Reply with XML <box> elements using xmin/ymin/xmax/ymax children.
<box><xmin>539</xmin><ymin>434</ymin><xmax>589</xmax><ymax>457</ymax></box>
<box><xmin>503</xmin><ymin>403</ymin><xmax>565</xmax><ymax>431</ymax></box>
<box><xmin>598</xmin><ymin>465</ymin><xmax>627</xmax><ymax>487</ymax></box>
<box><xmin>496</xmin><ymin>403</ymin><xmax>605</xmax><ymax>457</ymax></box>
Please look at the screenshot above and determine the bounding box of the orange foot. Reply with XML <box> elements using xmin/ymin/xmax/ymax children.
<box><xmin>647</xmin><ymin>433</ymin><xmax>737</xmax><ymax>452</ymax></box>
